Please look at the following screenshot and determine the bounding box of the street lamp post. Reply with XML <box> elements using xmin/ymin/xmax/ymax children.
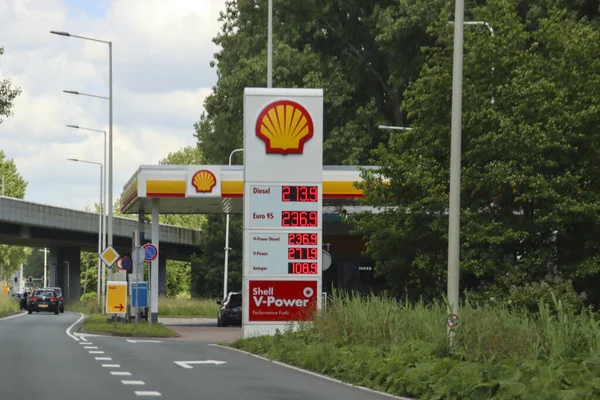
<box><xmin>67</xmin><ymin>158</ymin><xmax>103</xmax><ymax>305</ymax></box>
<box><xmin>447</xmin><ymin>0</ymin><xmax>466</xmax><ymax>349</ymax></box>
<box><xmin>66</xmin><ymin>125</ymin><xmax>107</xmax><ymax>253</ymax></box>
<box><xmin>51</xmin><ymin>30</ymin><xmax>114</xmax><ymax>250</ymax></box>
<box><xmin>223</xmin><ymin>148</ymin><xmax>244</xmax><ymax>300</ymax></box>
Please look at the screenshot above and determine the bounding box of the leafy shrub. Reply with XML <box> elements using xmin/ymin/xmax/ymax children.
<box><xmin>231</xmin><ymin>290</ymin><xmax>600</xmax><ymax>399</ymax></box>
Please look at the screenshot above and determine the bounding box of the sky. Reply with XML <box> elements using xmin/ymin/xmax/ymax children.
<box><xmin>0</xmin><ymin>0</ymin><xmax>227</xmax><ymax>211</ymax></box>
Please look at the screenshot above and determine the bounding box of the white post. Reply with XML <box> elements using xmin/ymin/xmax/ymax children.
<box><xmin>267</xmin><ymin>0</ymin><xmax>273</xmax><ymax>87</ymax></box>
<box><xmin>223</xmin><ymin>214</ymin><xmax>230</xmax><ymax>300</ymax></box>
<box><xmin>19</xmin><ymin>263</ymin><xmax>23</xmax><ymax>289</ymax></box>
<box><xmin>107</xmin><ymin>41</ymin><xmax>114</xmax><ymax>247</ymax></box>
<box><xmin>150</xmin><ymin>199</ymin><xmax>159</xmax><ymax>326</ymax></box>
<box><xmin>42</xmin><ymin>248</ymin><xmax>48</xmax><ymax>287</ymax></box>
<box><xmin>447</xmin><ymin>0</ymin><xmax>465</xmax><ymax>348</ymax></box>
<box><xmin>97</xmin><ymin>165</ymin><xmax>103</xmax><ymax>305</ymax></box>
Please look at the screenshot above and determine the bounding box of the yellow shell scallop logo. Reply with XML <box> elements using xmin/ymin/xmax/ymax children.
<box><xmin>255</xmin><ymin>100</ymin><xmax>314</xmax><ymax>155</ymax></box>
<box><xmin>191</xmin><ymin>170</ymin><xmax>217</xmax><ymax>193</ymax></box>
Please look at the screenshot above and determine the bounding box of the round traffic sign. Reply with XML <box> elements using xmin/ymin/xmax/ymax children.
<box><xmin>447</xmin><ymin>313</ymin><xmax>459</xmax><ymax>329</ymax></box>
<box><xmin>143</xmin><ymin>243</ymin><xmax>158</xmax><ymax>262</ymax></box>
<box><xmin>132</xmin><ymin>246</ymin><xmax>145</xmax><ymax>265</ymax></box>
<box><xmin>115</xmin><ymin>257</ymin><xmax>124</xmax><ymax>270</ymax></box>
<box><xmin>121</xmin><ymin>256</ymin><xmax>132</xmax><ymax>271</ymax></box>
<box><xmin>322</xmin><ymin>250</ymin><xmax>332</xmax><ymax>271</ymax></box>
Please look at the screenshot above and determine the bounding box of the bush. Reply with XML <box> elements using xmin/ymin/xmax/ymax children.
<box><xmin>231</xmin><ymin>290</ymin><xmax>600</xmax><ymax>399</ymax></box>
<box><xmin>0</xmin><ymin>292</ymin><xmax>19</xmax><ymax>316</ymax></box>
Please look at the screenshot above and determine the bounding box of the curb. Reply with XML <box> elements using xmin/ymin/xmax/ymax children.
<box><xmin>77</xmin><ymin>314</ymin><xmax>179</xmax><ymax>338</ymax></box>
<box><xmin>209</xmin><ymin>344</ymin><xmax>415</xmax><ymax>400</ymax></box>
<box><xmin>0</xmin><ymin>310</ymin><xmax>26</xmax><ymax>320</ymax></box>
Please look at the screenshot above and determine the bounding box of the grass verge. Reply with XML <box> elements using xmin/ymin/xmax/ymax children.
<box><xmin>0</xmin><ymin>292</ymin><xmax>19</xmax><ymax>317</ymax></box>
<box><xmin>158</xmin><ymin>296</ymin><xmax>220</xmax><ymax>317</ymax></box>
<box><xmin>81</xmin><ymin>314</ymin><xmax>178</xmax><ymax>337</ymax></box>
<box><xmin>231</xmin><ymin>291</ymin><xmax>600</xmax><ymax>399</ymax></box>
<box><xmin>66</xmin><ymin>297</ymin><xmax>220</xmax><ymax>318</ymax></box>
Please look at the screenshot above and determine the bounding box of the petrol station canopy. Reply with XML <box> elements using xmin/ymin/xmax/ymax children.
<box><xmin>119</xmin><ymin>164</ymin><xmax>382</xmax><ymax>215</ymax></box>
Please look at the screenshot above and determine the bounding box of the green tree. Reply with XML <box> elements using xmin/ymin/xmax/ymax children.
<box><xmin>0</xmin><ymin>47</ymin><xmax>22</xmax><ymax>124</ymax></box>
<box><xmin>191</xmin><ymin>214</ymin><xmax>242</xmax><ymax>298</ymax></box>
<box><xmin>354</xmin><ymin>0</ymin><xmax>600</xmax><ymax>302</ymax></box>
<box><xmin>194</xmin><ymin>0</ymin><xmax>445</xmax><ymax>165</ymax></box>
<box><xmin>0</xmin><ymin>151</ymin><xmax>30</xmax><ymax>275</ymax></box>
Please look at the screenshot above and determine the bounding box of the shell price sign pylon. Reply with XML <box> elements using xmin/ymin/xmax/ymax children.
<box><xmin>242</xmin><ymin>87</ymin><xmax>324</xmax><ymax>339</ymax></box>
<box><xmin>99</xmin><ymin>245</ymin><xmax>120</xmax><ymax>267</ymax></box>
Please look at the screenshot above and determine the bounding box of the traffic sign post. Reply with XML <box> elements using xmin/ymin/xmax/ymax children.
<box><xmin>143</xmin><ymin>243</ymin><xmax>158</xmax><ymax>262</ymax></box>
<box><xmin>106</xmin><ymin>281</ymin><xmax>127</xmax><ymax>317</ymax></box>
<box><xmin>131</xmin><ymin>245</ymin><xmax>146</xmax><ymax>328</ymax></box>
<box><xmin>131</xmin><ymin>282</ymin><xmax>148</xmax><ymax>308</ymax></box>
<box><xmin>242</xmin><ymin>88</ymin><xmax>324</xmax><ymax>338</ymax></box>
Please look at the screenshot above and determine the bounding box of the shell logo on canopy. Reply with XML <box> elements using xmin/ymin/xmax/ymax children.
<box><xmin>255</xmin><ymin>100</ymin><xmax>314</xmax><ymax>155</ymax></box>
<box><xmin>191</xmin><ymin>169</ymin><xmax>217</xmax><ymax>193</ymax></box>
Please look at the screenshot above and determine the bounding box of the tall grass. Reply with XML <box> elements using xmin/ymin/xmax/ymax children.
<box><xmin>158</xmin><ymin>296</ymin><xmax>220</xmax><ymax>317</ymax></box>
<box><xmin>0</xmin><ymin>292</ymin><xmax>19</xmax><ymax>317</ymax></box>
<box><xmin>67</xmin><ymin>296</ymin><xmax>220</xmax><ymax>317</ymax></box>
<box><xmin>304</xmin><ymin>290</ymin><xmax>600</xmax><ymax>362</ymax></box>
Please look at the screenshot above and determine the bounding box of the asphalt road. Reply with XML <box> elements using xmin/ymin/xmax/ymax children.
<box><xmin>0</xmin><ymin>311</ymin><xmax>403</xmax><ymax>399</ymax></box>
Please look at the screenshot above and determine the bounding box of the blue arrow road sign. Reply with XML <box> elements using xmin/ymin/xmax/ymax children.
<box><xmin>121</xmin><ymin>256</ymin><xmax>132</xmax><ymax>271</ymax></box>
<box><xmin>131</xmin><ymin>282</ymin><xmax>148</xmax><ymax>308</ymax></box>
<box><xmin>143</xmin><ymin>243</ymin><xmax>158</xmax><ymax>262</ymax></box>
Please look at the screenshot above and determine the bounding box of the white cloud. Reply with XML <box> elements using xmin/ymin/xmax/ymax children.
<box><xmin>0</xmin><ymin>0</ymin><xmax>226</xmax><ymax>211</ymax></box>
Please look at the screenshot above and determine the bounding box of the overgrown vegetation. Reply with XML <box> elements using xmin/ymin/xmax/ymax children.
<box><xmin>81</xmin><ymin>314</ymin><xmax>177</xmax><ymax>337</ymax></box>
<box><xmin>66</xmin><ymin>297</ymin><xmax>219</xmax><ymax>318</ymax></box>
<box><xmin>232</xmin><ymin>291</ymin><xmax>600</xmax><ymax>399</ymax></box>
<box><xmin>0</xmin><ymin>292</ymin><xmax>19</xmax><ymax>317</ymax></box>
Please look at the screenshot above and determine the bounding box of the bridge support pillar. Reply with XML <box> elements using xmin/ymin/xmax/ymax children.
<box><xmin>49</xmin><ymin>246</ymin><xmax>81</xmax><ymax>302</ymax></box>
<box><xmin>159</xmin><ymin>253</ymin><xmax>167</xmax><ymax>297</ymax></box>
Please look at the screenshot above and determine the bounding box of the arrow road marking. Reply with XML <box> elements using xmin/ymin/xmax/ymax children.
<box><xmin>126</xmin><ymin>340</ymin><xmax>163</xmax><ymax>343</ymax></box>
<box><xmin>174</xmin><ymin>360</ymin><xmax>226</xmax><ymax>369</ymax></box>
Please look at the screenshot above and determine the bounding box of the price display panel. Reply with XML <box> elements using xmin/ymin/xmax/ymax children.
<box><xmin>247</xmin><ymin>232</ymin><xmax>322</xmax><ymax>276</ymax></box>
<box><xmin>248</xmin><ymin>185</ymin><xmax>321</xmax><ymax>228</ymax></box>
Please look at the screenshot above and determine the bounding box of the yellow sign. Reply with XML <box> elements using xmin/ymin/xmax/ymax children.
<box><xmin>3</xmin><ymin>285</ymin><xmax>8</xmax><ymax>294</ymax></box>
<box><xmin>105</xmin><ymin>281</ymin><xmax>127</xmax><ymax>314</ymax></box>
<box><xmin>99</xmin><ymin>245</ymin><xmax>120</xmax><ymax>266</ymax></box>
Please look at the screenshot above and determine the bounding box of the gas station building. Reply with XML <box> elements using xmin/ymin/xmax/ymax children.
<box><xmin>119</xmin><ymin>164</ymin><xmax>384</xmax><ymax>297</ymax></box>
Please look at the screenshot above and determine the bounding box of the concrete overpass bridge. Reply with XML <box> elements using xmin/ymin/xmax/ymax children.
<box><xmin>0</xmin><ymin>196</ymin><xmax>201</xmax><ymax>301</ymax></box>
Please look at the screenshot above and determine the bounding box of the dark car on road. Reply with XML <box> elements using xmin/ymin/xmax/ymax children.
<box><xmin>27</xmin><ymin>289</ymin><xmax>60</xmax><ymax>315</ymax></box>
<box><xmin>43</xmin><ymin>287</ymin><xmax>64</xmax><ymax>313</ymax></box>
<box><xmin>217</xmin><ymin>291</ymin><xmax>242</xmax><ymax>327</ymax></box>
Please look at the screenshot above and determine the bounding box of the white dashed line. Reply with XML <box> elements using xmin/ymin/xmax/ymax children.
<box><xmin>122</xmin><ymin>380</ymin><xmax>146</xmax><ymax>385</ymax></box>
<box><xmin>84</xmin><ymin>346</ymin><xmax>98</xmax><ymax>349</ymax></box>
<box><xmin>134</xmin><ymin>391</ymin><xmax>161</xmax><ymax>396</ymax></box>
<box><xmin>79</xmin><ymin>342</ymin><xmax>93</xmax><ymax>345</ymax></box>
<box><xmin>102</xmin><ymin>364</ymin><xmax>121</xmax><ymax>368</ymax></box>
<box><xmin>111</xmin><ymin>371</ymin><xmax>132</xmax><ymax>376</ymax></box>
<box><xmin>89</xmin><ymin>351</ymin><xmax>104</xmax><ymax>354</ymax></box>
<box><xmin>95</xmin><ymin>357</ymin><xmax>111</xmax><ymax>361</ymax></box>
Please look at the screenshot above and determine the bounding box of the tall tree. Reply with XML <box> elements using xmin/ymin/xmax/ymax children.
<box><xmin>194</xmin><ymin>0</ymin><xmax>444</xmax><ymax>165</ymax></box>
<box><xmin>0</xmin><ymin>47</ymin><xmax>22</xmax><ymax>124</ymax></box>
<box><xmin>0</xmin><ymin>151</ymin><xmax>30</xmax><ymax>275</ymax></box>
<box><xmin>354</xmin><ymin>0</ymin><xmax>600</xmax><ymax>302</ymax></box>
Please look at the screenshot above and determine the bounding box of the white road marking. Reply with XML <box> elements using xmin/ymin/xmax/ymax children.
<box><xmin>122</xmin><ymin>381</ymin><xmax>146</xmax><ymax>385</ymax></box>
<box><xmin>95</xmin><ymin>357</ymin><xmax>112</xmax><ymax>361</ymax></box>
<box><xmin>66</xmin><ymin>313</ymin><xmax>85</xmax><ymax>341</ymax></box>
<box><xmin>210</xmin><ymin>344</ymin><xmax>412</xmax><ymax>400</ymax></box>
<box><xmin>84</xmin><ymin>346</ymin><xmax>98</xmax><ymax>349</ymax></box>
<box><xmin>126</xmin><ymin>340</ymin><xmax>162</xmax><ymax>343</ymax></box>
<box><xmin>0</xmin><ymin>312</ymin><xmax>26</xmax><ymax>321</ymax></box>
<box><xmin>89</xmin><ymin>351</ymin><xmax>104</xmax><ymax>354</ymax></box>
<box><xmin>102</xmin><ymin>364</ymin><xmax>121</xmax><ymax>368</ymax></box>
<box><xmin>79</xmin><ymin>342</ymin><xmax>93</xmax><ymax>345</ymax></box>
<box><xmin>174</xmin><ymin>360</ymin><xmax>226</xmax><ymax>369</ymax></box>
<box><xmin>134</xmin><ymin>391</ymin><xmax>161</xmax><ymax>396</ymax></box>
<box><xmin>111</xmin><ymin>371</ymin><xmax>132</xmax><ymax>376</ymax></box>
